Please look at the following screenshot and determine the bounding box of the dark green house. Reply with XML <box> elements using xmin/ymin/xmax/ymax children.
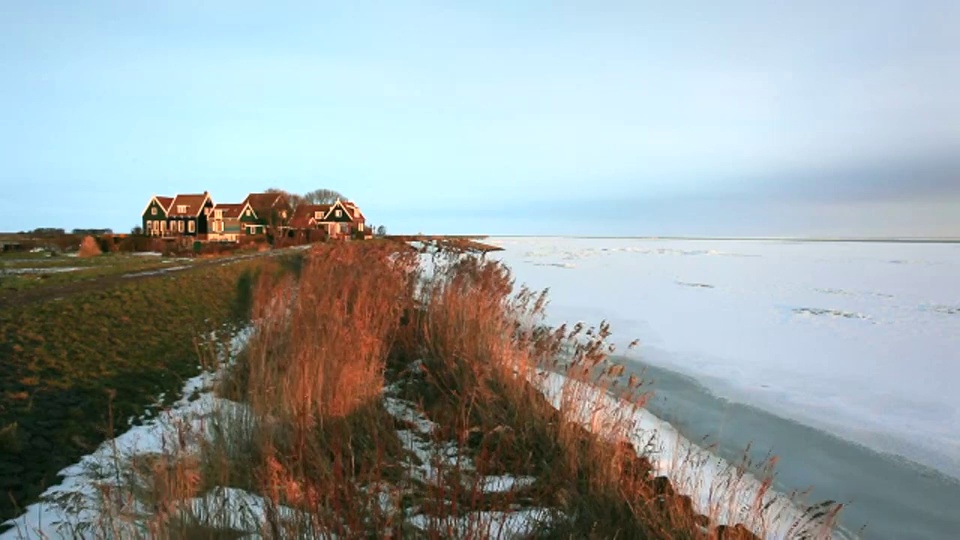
<box><xmin>142</xmin><ymin>195</ymin><xmax>174</xmax><ymax>236</ymax></box>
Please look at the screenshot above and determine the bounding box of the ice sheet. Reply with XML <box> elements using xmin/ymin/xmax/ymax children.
<box><xmin>490</xmin><ymin>237</ymin><xmax>960</xmax><ymax>480</ymax></box>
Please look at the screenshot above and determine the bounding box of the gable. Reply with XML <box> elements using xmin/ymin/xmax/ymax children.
<box><xmin>141</xmin><ymin>195</ymin><xmax>172</xmax><ymax>218</ymax></box>
<box><xmin>212</xmin><ymin>202</ymin><xmax>255</xmax><ymax>220</ymax></box>
<box><xmin>239</xmin><ymin>204</ymin><xmax>259</xmax><ymax>222</ymax></box>
<box><xmin>322</xmin><ymin>200</ymin><xmax>356</xmax><ymax>222</ymax></box>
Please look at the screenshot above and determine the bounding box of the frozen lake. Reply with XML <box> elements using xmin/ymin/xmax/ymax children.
<box><xmin>490</xmin><ymin>237</ymin><xmax>960</xmax><ymax>539</ymax></box>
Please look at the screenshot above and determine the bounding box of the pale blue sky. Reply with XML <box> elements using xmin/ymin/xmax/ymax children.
<box><xmin>1</xmin><ymin>1</ymin><xmax>958</xmax><ymax>236</ymax></box>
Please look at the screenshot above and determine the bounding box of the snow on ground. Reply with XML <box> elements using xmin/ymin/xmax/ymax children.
<box><xmin>0</xmin><ymin>328</ymin><xmax>254</xmax><ymax>540</ymax></box>
<box><xmin>406</xmin><ymin>508</ymin><xmax>550</xmax><ymax>539</ymax></box>
<box><xmin>2</xmin><ymin>335</ymin><xmax>551</xmax><ymax>540</ymax></box>
<box><xmin>0</xmin><ymin>267</ymin><xmax>81</xmax><ymax>275</ymax></box>
<box><xmin>489</xmin><ymin>237</ymin><xmax>960</xmax><ymax>481</ymax></box>
<box><xmin>121</xmin><ymin>265</ymin><xmax>191</xmax><ymax>278</ymax></box>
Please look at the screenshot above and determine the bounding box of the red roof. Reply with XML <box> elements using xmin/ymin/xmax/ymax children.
<box><xmin>168</xmin><ymin>193</ymin><xmax>212</xmax><ymax>217</ymax></box>
<box><xmin>341</xmin><ymin>201</ymin><xmax>365</xmax><ymax>221</ymax></box>
<box><xmin>156</xmin><ymin>196</ymin><xmax>174</xmax><ymax>212</ymax></box>
<box><xmin>243</xmin><ymin>192</ymin><xmax>286</xmax><ymax>214</ymax></box>
<box><xmin>289</xmin><ymin>204</ymin><xmax>331</xmax><ymax>229</ymax></box>
<box><xmin>214</xmin><ymin>203</ymin><xmax>249</xmax><ymax>219</ymax></box>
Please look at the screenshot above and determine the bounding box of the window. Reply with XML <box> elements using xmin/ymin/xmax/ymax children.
<box><xmin>335</xmin><ymin>209</ymin><xmax>342</xmax><ymax>217</ymax></box>
<box><xmin>315</xmin><ymin>211</ymin><xmax>323</xmax><ymax>220</ymax></box>
<box><xmin>151</xmin><ymin>207</ymin><xmax>157</xmax><ymax>215</ymax></box>
<box><xmin>188</xmin><ymin>220</ymin><xmax>196</xmax><ymax>233</ymax></box>
<box><xmin>215</xmin><ymin>210</ymin><xmax>223</xmax><ymax>219</ymax></box>
<box><xmin>246</xmin><ymin>209</ymin><xmax>252</xmax><ymax>216</ymax></box>
<box><xmin>179</xmin><ymin>221</ymin><xmax>184</xmax><ymax>233</ymax></box>
<box><xmin>358</xmin><ymin>223</ymin><xmax>364</xmax><ymax>231</ymax></box>
<box><xmin>177</xmin><ymin>205</ymin><xmax>187</xmax><ymax>213</ymax></box>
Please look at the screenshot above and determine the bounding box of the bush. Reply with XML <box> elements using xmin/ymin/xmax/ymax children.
<box><xmin>77</xmin><ymin>235</ymin><xmax>102</xmax><ymax>258</ymax></box>
<box><xmin>117</xmin><ymin>234</ymin><xmax>160</xmax><ymax>253</ymax></box>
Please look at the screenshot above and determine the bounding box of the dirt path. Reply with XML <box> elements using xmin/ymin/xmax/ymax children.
<box><xmin>0</xmin><ymin>250</ymin><xmax>290</xmax><ymax>310</ymax></box>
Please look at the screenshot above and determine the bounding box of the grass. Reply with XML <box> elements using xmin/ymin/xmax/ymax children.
<box><xmin>0</xmin><ymin>252</ymin><xmax>194</xmax><ymax>293</ymax></box>
<box><xmin>0</xmin><ymin>254</ymin><xmax>293</xmax><ymax>526</ymax></box>
<box><xmin>2</xmin><ymin>242</ymin><xmax>843</xmax><ymax>539</ymax></box>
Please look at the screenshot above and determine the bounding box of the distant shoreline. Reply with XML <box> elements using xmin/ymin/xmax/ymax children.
<box><xmin>481</xmin><ymin>235</ymin><xmax>960</xmax><ymax>244</ymax></box>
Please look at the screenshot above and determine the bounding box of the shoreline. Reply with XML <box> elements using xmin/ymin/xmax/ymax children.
<box><xmin>612</xmin><ymin>355</ymin><xmax>960</xmax><ymax>539</ymax></box>
<box><xmin>482</xmin><ymin>235</ymin><xmax>960</xmax><ymax>244</ymax></box>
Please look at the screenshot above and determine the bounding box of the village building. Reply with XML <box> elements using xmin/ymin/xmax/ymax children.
<box><xmin>140</xmin><ymin>191</ymin><xmax>370</xmax><ymax>243</ymax></box>
<box><xmin>207</xmin><ymin>202</ymin><xmax>257</xmax><ymax>242</ymax></box>
<box><xmin>241</xmin><ymin>192</ymin><xmax>293</xmax><ymax>235</ymax></box>
<box><xmin>288</xmin><ymin>199</ymin><xmax>371</xmax><ymax>240</ymax></box>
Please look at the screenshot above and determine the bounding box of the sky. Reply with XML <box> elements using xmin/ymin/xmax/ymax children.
<box><xmin>1</xmin><ymin>1</ymin><xmax>958</xmax><ymax>237</ymax></box>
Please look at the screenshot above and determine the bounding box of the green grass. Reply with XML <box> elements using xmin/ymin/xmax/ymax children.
<box><xmin>0</xmin><ymin>253</ymin><xmax>194</xmax><ymax>293</ymax></box>
<box><xmin>0</xmin><ymin>255</ymin><xmax>289</xmax><ymax>524</ymax></box>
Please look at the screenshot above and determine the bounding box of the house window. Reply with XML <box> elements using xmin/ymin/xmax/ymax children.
<box><xmin>358</xmin><ymin>223</ymin><xmax>364</xmax><ymax>231</ymax></box>
<box><xmin>335</xmin><ymin>209</ymin><xmax>342</xmax><ymax>217</ymax></box>
<box><xmin>188</xmin><ymin>221</ymin><xmax>196</xmax><ymax>233</ymax></box>
<box><xmin>151</xmin><ymin>207</ymin><xmax>157</xmax><ymax>215</ymax></box>
<box><xmin>215</xmin><ymin>210</ymin><xmax>223</xmax><ymax>219</ymax></box>
<box><xmin>179</xmin><ymin>221</ymin><xmax>184</xmax><ymax>233</ymax></box>
<box><xmin>246</xmin><ymin>209</ymin><xmax>252</xmax><ymax>216</ymax></box>
<box><xmin>177</xmin><ymin>205</ymin><xmax>187</xmax><ymax>214</ymax></box>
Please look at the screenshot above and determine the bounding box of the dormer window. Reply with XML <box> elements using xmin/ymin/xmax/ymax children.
<box><xmin>177</xmin><ymin>205</ymin><xmax>187</xmax><ymax>214</ymax></box>
<box><xmin>315</xmin><ymin>211</ymin><xmax>324</xmax><ymax>219</ymax></box>
<box><xmin>215</xmin><ymin>209</ymin><xmax>223</xmax><ymax>219</ymax></box>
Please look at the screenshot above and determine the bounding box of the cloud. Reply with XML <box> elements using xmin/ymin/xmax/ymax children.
<box><xmin>744</xmin><ymin>153</ymin><xmax>960</xmax><ymax>204</ymax></box>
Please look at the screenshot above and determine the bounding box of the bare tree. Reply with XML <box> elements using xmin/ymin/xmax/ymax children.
<box><xmin>304</xmin><ymin>188</ymin><xmax>346</xmax><ymax>204</ymax></box>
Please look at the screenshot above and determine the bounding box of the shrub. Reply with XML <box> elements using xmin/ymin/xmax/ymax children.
<box><xmin>244</xmin><ymin>242</ymin><xmax>418</xmax><ymax>424</ymax></box>
<box><xmin>77</xmin><ymin>235</ymin><xmax>102</xmax><ymax>257</ymax></box>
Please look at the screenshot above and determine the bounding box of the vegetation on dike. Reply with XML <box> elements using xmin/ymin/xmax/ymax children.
<box><xmin>2</xmin><ymin>242</ymin><xmax>841</xmax><ymax>539</ymax></box>
<box><xmin>0</xmin><ymin>253</ymin><xmax>195</xmax><ymax>294</ymax></box>
<box><xmin>0</xmin><ymin>254</ymin><xmax>298</xmax><ymax>524</ymax></box>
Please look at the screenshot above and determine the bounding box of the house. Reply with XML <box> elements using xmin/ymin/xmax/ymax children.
<box><xmin>241</xmin><ymin>192</ymin><xmax>293</xmax><ymax>235</ymax></box>
<box><xmin>207</xmin><ymin>202</ymin><xmax>257</xmax><ymax>242</ymax></box>
<box><xmin>166</xmin><ymin>192</ymin><xmax>214</xmax><ymax>238</ymax></box>
<box><xmin>288</xmin><ymin>199</ymin><xmax>371</xmax><ymax>239</ymax></box>
<box><xmin>138</xmin><ymin>191</ymin><xmax>372</xmax><ymax>244</ymax></box>
<box><xmin>142</xmin><ymin>195</ymin><xmax>174</xmax><ymax>237</ymax></box>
